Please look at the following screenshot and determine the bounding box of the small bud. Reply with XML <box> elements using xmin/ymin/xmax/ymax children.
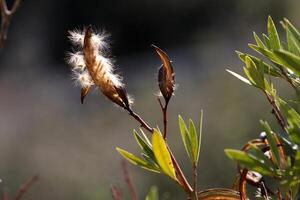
<box><xmin>152</xmin><ymin>45</ymin><xmax>175</xmax><ymax>103</ymax></box>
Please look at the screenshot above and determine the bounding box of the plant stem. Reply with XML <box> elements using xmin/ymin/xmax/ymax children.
<box><xmin>0</xmin><ymin>0</ymin><xmax>22</xmax><ymax>48</ymax></box>
<box><xmin>167</xmin><ymin>145</ymin><xmax>193</xmax><ymax>194</ymax></box>
<box><xmin>111</xmin><ymin>185</ymin><xmax>122</xmax><ymax>200</ymax></box>
<box><xmin>191</xmin><ymin>162</ymin><xmax>198</xmax><ymax>200</ymax></box>
<box><xmin>264</xmin><ymin>92</ymin><xmax>287</xmax><ymax>132</ymax></box>
<box><xmin>122</xmin><ymin>160</ymin><xmax>137</xmax><ymax>200</ymax></box>
<box><xmin>127</xmin><ymin>108</ymin><xmax>153</xmax><ymax>133</ymax></box>
<box><xmin>157</xmin><ymin>98</ymin><xmax>169</xmax><ymax>140</ymax></box>
<box><xmin>126</xmin><ymin>107</ymin><xmax>193</xmax><ymax>194</ymax></box>
<box><xmin>15</xmin><ymin>175</ymin><xmax>38</xmax><ymax>200</ymax></box>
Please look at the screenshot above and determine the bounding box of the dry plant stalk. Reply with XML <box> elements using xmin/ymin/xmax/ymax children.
<box><xmin>2</xmin><ymin>175</ymin><xmax>38</xmax><ymax>200</ymax></box>
<box><xmin>0</xmin><ymin>0</ymin><xmax>22</xmax><ymax>47</ymax></box>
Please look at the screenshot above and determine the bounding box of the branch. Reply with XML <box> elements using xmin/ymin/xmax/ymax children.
<box><xmin>0</xmin><ymin>0</ymin><xmax>22</xmax><ymax>48</ymax></box>
<box><xmin>111</xmin><ymin>185</ymin><xmax>122</xmax><ymax>200</ymax></box>
<box><xmin>126</xmin><ymin>108</ymin><xmax>193</xmax><ymax>194</ymax></box>
<box><xmin>264</xmin><ymin>92</ymin><xmax>287</xmax><ymax>132</ymax></box>
<box><xmin>127</xmin><ymin>108</ymin><xmax>153</xmax><ymax>133</ymax></box>
<box><xmin>157</xmin><ymin>98</ymin><xmax>169</xmax><ymax>140</ymax></box>
<box><xmin>121</xmin><ymin>160</ymin><xmax>137</xmax><ymax>200</ymax></box>
<box><xmin>191</xmin><ymin>162</ymin><xmax>198</xmax><ymax>200</ymax></box>
<box><xmin>15</xmin><ymin>175</ymin><xmax>38</xmax><ymax>200</ymax></box>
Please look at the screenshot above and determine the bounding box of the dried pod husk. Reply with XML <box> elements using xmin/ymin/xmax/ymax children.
<box><xmin>187</xmin><ymin>188</ymin><xmax>241</xmax><ymax>200</ymax></box>
<box><xmin>82</xmin><ymin>26</ymin><xmax>131</xmax><ymax>109</ymax></box>
<box><xmin>152</xmin><ymin>45</ymin><xmax>175</xmax><ymax>103</ymax></box>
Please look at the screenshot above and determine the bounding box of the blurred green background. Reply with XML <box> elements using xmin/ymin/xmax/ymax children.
<box><xmin>0</xmin><ymin>0</ymin><xmax>299</xmax><ymax>199</ymax></box>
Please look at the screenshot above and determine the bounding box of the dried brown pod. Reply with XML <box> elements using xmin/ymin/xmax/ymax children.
<box><xmin>68</xmin><ymin>26</ymin><xmax>132</xmax><ymax>109</ymax></box>
<box><xmin>152</xmin><ymin>45</ymin><xmax>175</xmax><ymax>103</ymax></box>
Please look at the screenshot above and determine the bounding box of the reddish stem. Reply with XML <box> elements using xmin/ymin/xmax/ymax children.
<box><xmin>121</xmin><ymin>160</ymin><xmax>137</xmax><ymax>200</ymax></box>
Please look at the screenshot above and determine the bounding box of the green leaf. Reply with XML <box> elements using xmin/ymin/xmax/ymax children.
<box><xmin>226</xmin><ymin>69</ymin><xmax>251</xmax><ymax>85</ymax></box>
<box><xmin>116</xmin><ymin>147</ymin><xmax>160</xmax><ymax>173</ymax></box>
<box><xmin>268</xmin><ymin>16</ymin><xmax>281</xmax><ymax>50</ymax></box>
<box><xmin>133</xmin><ymin>129</ymin><xmax>155</xmax><ymax>161</ymax></box>
<box><xmin>244</xmin><ymin>56</ymin><xmax>265</xmax><ymax>89</ymax></box>
<box><xmin>196</xmin><ymin>110</ymin><xmax>203</xmax><ymax>164</ymax></box>
<box><xmin>286</xmin><ymin>26</ymin><xmax>300</xmax><ymax>56</ymax></box>
<box><xmin>145</xmin><ymin>186</ymin><xmax>159</xmax><ymax>200</ymax></box>
<box><xmin>273</xmin><ymin>49</ymin><xmax>300</xmax><ymax>77</ymax></box>
<box><xmin>247</xmin><ymin>144</ymin><xmax>276</xmax><ymax>171</ymax></box>
<box><xmin>178</xmin><ymin>115</ymin><xmax>193</xmax><ymax>160</ymax></box>
<box><xmin>278</xmin><ymin>99</ymin><xmax>300</xmax><ymax>145</ymax></box>
<box><xmin>253</xmin><ymin>32</ymin><xmax>266</xmax><ymax>48</ymax></box>
<box><xmin>249</xmin><ymin>44</ymin><xmax>279</xmax><ymax>62</ymax></box>
<box><xmin>284</xmin><ymin>18</ymin><xmax>300</xmax><ymax>47</ymax></box>
<box><xmin>260</xmin><ymin>121</ymin><xmax>281</xmax><ymax>168</ymax></box>
<box><xmin>237</xmin><ymin>51</ymin><xmax>282</xmax><ymax>77</ymax></box>
<box><xmin>152</xmin><ymin>129</ymin><xmax>177</xmax><ymax>181</ymax></box>
<box><xmin>225</xmin><ymin>149</ymin><xmax>276</xmax><ymax>177</ymax></box>
<box><xmin>189</xmin><ymin>119</ymin><xmax>198</xmax><ymax>162</ymax></box>
<box><xmin>262</xmin><ymin>34</ymin><xmax>271</xmax><ymax>49</ymax></box>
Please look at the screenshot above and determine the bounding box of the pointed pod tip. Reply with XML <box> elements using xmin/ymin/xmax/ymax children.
<box><xmin>81</xmin><ymin>86</ymin><xmax>91</xmax><ymax>104</ymax></box>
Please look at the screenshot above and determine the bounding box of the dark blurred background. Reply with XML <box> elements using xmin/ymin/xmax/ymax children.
<box><xmin>0</xmin><ymin>0</ymin><xmax>299</xmax><ymax>199</ymax></box>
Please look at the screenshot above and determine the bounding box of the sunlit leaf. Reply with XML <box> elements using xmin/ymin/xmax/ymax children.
<box><xmin>116</xmin><ymin>148</ymin><xmax>160</xmax><ymax>173</ymax></box>
<box><xmin>267</xmin><ymin>16</ymin><xmax>281</xmax><ymax>50</ymax></box>
<box><xmin>189</xmin><ymin>119</ymin><xmax>198</xmax><ymax>162</ymax></box>
<box><xmin>196</xmin><ymin>110</ymin><xmax>203</xmax><ymax>164</ymax></box>
<box><xmin>226</xmin><ymin>69</ymin><xmax>251</xmax><ymax>85</ymax></box>
<box><xmin>178</xmin><ymin>115</ymin><xmax>193</xmax><ymax>160</ymax></box>
<box><xmin>237</xmin><ymin>51</ymin><xmax>282</xmax><ymax>77</ymax></box>
<box><xmin>225</xmin><ymin>149</ymin><xmax>276</xmax><ymax>177</ymax></box>
<box><xmin>145</xmin><ymin>186</ymin><xmax>159</xmax><ymax>200</ymax></box>
<box><xmin>273</xmin><ymin>49</ymin><xmax>300</xmax><ymax>77</ymax></box>
<box><xmin>152</xmin><ymin>129</ymin><xmax>177</xmax><ymax>180</ymax></box>
<box><xmin>133</xmin><ymin>130</ymin><xmax>155</xmax><ymax>161</ymax></box>
<box><xmin>253</xmin><ymin>31</ymin><xmax>266</xmax><ymax>48</ymax></box>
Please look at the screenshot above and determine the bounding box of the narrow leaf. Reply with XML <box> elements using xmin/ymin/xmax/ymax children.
<box><xmin>189</xmin><ymin>119</ymin><xmax>198</xmax><ymax>163</ymax></box>
<box><xmin>152</xmin><ymin>129</ymin><xmax>177</xmax><ymax>180</ymax></box>
<box><xmin>145</xmin><ymin>186</ymin><xmax>159</xmax><ymax>200</ymax></box>
<box><xmin>225</xmin><ymin>149</ymin><xmax>276</xmax><ymax>177</ymax></box>
<box><xmin>267</xmin><ymin>16</ymin><xmax>281</xmax><ymax>50</ymax></box>
<box><xmin>196</xmin><ymin>110</ymin><xmax>203</xmax><ymax>164</ymax></box>
<box><xmin>260</xmin><ymin>121</ymin><xmax>281</xmax><ymax>168</ymax></box>
<box><xmin>178</xmin><ymin>115</ymin><xmax>193</xmax><ymax>159</ymax></box>
<box><xmin>116</xmin><ymin>148</ymin><xmax>160</xmax><ymax>173</ymax></box>
<box><xmin>253</xmin><ymin>32</ymin><xmax>266</xmax><ymax>48</ymax></box>
<box><xmin>133</xmin><ymin>130</ymin><xmax>155</xmax><ymax>161</ymax></box>
<box><xmin>273</xmin><ymin>49</ymin><xmax>300</xmax><ymax>77</ymax></box>
<box><xmin>226</xmin><ymin>69</ymin><xmax>251</xmax><ymax>85</ymax></box>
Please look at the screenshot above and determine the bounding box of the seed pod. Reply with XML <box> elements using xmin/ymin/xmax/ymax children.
<box><xmin>152</xmin><ymin>45</ymin><xmax>175</xmax><ymax>103</ymax></box>
<box><xmin>67</xmin><ymin>26</ymin><xmax>132</xmax><ymax>109</ymax></box>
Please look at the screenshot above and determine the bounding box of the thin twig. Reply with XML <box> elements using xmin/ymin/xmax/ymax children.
<box><xmin>0</xmin><ymin>0</ymin><xmax>22</xmax><ymax>47</ymax></box>
<box><xmin>126</xmin><ymin>108</ymin><xmax>193</xmax><ymax>194</ymax></box>
<box><xmin>167</xmin><ymin>145</ymin><xmax>193</xmax><ymax>194</ymax></box>
<box><xmin>264</xmin><ymin>92</ymin><xmax>287</xmax><ymax>132</ymax></box>
<box><xmin>191</xmin><ymin>162</ymin><xmax>198</xmax><ymax>200</ymax></box>
<box><xmin>15</xmin><ymin>175</ymin><xmax>38</xmax><ymax>200</ymax></box>
<box><xmin>127</xmin><ymin>108</ymin><xmax>153</xmax><ymax>133</ymax></box>
<box><xmin>121</xmin><ymin>160</ymin><xmax>137</xmax><ymax>200</ymax></box>
<box><xmin>157</xmin><ymin>98</ymin><xmax>169</xmax><ymax>140</ymax></box>
<box><xmin>111</xmin><ymin>185</ymin><xmax>122</xmax><ymax>200</ymax></box>
<box><xmin>3</xmin><ymin>188</ymin><xmax>9</xmax><ymax>200</ymax></box>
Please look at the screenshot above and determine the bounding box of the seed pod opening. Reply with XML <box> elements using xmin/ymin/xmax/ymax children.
<box><xmin>67</xmin><ymin>26</ymin><xmax>132</xmax><ymax>109</ymax></box>
<box><xmin>152</xmin><ymin>45</ymin><xmax>175</xmax><ymax>103</ymax></box>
